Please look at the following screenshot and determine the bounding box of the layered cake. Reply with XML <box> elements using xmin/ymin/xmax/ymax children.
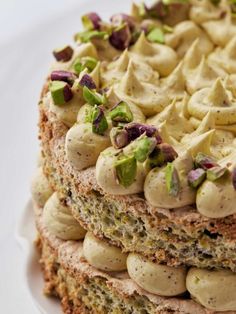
<box><xmin>31</xmin><ymin>0</ymin><xmax>236</xmax><ymax>312</ymax></box>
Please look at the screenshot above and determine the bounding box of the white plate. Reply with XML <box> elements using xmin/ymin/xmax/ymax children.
<box><xmin>16</xmin><ymin>200</ymin><xmax>61</xmax><ymax>314</ymax></box>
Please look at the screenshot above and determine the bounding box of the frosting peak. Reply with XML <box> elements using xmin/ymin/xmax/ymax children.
<box><xmin>117</xmin><ymin>60</ymin><xmax>144</xmax><ymax>95</ymax></box>
<box><xmin>147</xmin><ymin>101</ymin><xmax>193</xmax><ymax>141</ymax></box>
<box><xmin>186</xmin><ymin>56</ymin><xmax>219</xmax><ymax>94</ymax></box>
<box><xmin>130</xmin><ymin>32</ymin><xmax>178</xmax><ymax>76</ymax></box>
<box><xmin>161</xmin><ymin>61</ymin><xmax>185</xmax><ymax>100</ymax></box>
<box><xmin>205</xmin><ymin>78</ymin><xmax>230</xmax><ymax>107</ymax></box>
<box><xmin>131</xmin><ymin>32</ymin><xmax>155</xmax><ymax>56</ymax></box>
<box><xmin>187</xmin><ymin>129</ymin><xmax>215</xmax><ymax>157</ymax></box>
<box><xmin>183</xmin><ymin>39</ymin><xmax>202</xmax><ymax>72</ymax></box>
<box><xmin>115</xmin><ymin>61</ymin><xmax>170</xmax><ymax>116</ymax></box>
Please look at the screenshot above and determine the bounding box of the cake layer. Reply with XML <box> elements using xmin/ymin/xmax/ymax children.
<box><xmin>35</xmin><ymin>205</ymin><xmax>219</xmax><ymax>314</ymax></box>
<box><xmin>39</xmin><ymin>104</ymin><xmax>236</xmax><ymax>272</ymax></box>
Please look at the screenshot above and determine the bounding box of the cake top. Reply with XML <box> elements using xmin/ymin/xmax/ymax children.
<box><xmin>41</xmin><ymin>0</ymin><xmax>236</xmax><ymax>219</ymax></box>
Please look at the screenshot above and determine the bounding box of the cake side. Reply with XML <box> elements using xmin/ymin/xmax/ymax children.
<box><xmin>35</xmin><ymin>203</ymin><xmax>219</xmax><ymax>314</ymax></box>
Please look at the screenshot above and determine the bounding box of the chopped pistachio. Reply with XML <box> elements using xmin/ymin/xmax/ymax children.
<box><xmin>110</xmin><ymin>13</ymin><xmax>135</xmax><ymax>31</ymax></box>
<box><xmin>49</xmin><ymin>81</ymin><xmax>73</xmax><ymax>106</ymax></box>
<box><xmin>83</xmin><ymin>86</ymin><xmax>106</xmax><ymax>106</ymax></box>
<box><xmin>195</xmin><ymin>153</ymin><xmax>218</xmax><ymax>170</ymax></box>
<box><xmin>159</xmin><ymin>143</ymin><xmax>178</xmax><ymax>162</ymax></box>
<box><xmin>188</xmin><ymin>168</ymin><xmax>206</xmax><ymax>189</ymax></box>
<box><xmin>165</xmin><ymin>163</ymin><xmax>180</xmax><ymax>197</ymax></box>
<box><xmin>73</xmin><ymin>56</ymin><xmax>98</xmax><ymax>74</ymax></box>
<box><xmin>79</xmin><ymin>74</ymin><xmax>96</xmax><ymax>90</ymax></box>
<box><xmin>207</xmin><ymin>166</ymin><xmax>228</xmax><ymax>181</ymax></box>
<box><xmin>109</xmin><ymin>101</ymin><xmax>133</xmax><ymax>123</ymax></box>
<box><xmin>81</xmin><ymin>12</ymin><xmax>101</xmax><ymax>31</ymax></box>
<box><xmin>53</xmin><ymin>45</ymin><xmax>74</xmax><ymax>62</ymax></box>
<box><xmin>82</xmin><ymin>15</ymin><xmax>94</xmax><ymax>31</ymax></box>
<box><xmin>146</xmin><ymin>148</ymin><xmax>164</xmax><ymax>169</ymax></box>
<box><xmin>125</xmin><ymin>123</ymin><xmax>158</xmax><ymax>142</ymax></box>
<box><xmin>73</xmin><ymin>60</ymin><xmax>83</xmax><ymax>75</ymax></box>
<box><xmin>115</xmin><ymin>155</ymin><xmax>137</xmax><ymax>187</ymax></box>
<box><xmin>110</xmin><ymin>127</ymin><xmax>129</xmax><ymax>149</ymax></box>
<box><xmin>109</xmin><ymin>23</ymin><xmax>132</xmax><ymax>50</ymax></box>
<box><xmin>91</xmin><ymin>105</ymin><xmax>108</xmax><ymax>135</ymax></box>
<box><xmin>74</xmin><ymin>30</ymin><xmax>108</xmax><ymax>43</ymax></box>
<box><xmin>50</xmin><ymin>70</ymin><xmax>77</xmax><ymax>85</ymax></box>
<box><xmin>82</xmin><ymin>56</ymin><xmax>98</xmax><ymax>71</ymax></box>
<box><xmin>146</xmin><ymin>1</ymin><xmax>167</xmax><ymax>18</ymax></box>
<box><xmin>147</xmin><ymin>143</ymin><xmax>178</xmax><ymax>168</ymax></box>
<box><xmin>133</xmin><ymin>137</ymin><xmax>157</xmax><ymax>162</ymax></box>
<box><xmin>147</xmin><ymin>27</ymin><xmax>165</xmax><ymax>44</ymax></box>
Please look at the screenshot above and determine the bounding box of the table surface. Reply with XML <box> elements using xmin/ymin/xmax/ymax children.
<box><xmin>0</xmin><ymin>0</ymin><xmax>137</xmax><ymax>312</ymax></box>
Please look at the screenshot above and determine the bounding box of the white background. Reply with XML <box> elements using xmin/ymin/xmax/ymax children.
<box><xmin>0</xmin><ymin>0</ymin><xmax>137</xmax><ymax>313</ymax></box>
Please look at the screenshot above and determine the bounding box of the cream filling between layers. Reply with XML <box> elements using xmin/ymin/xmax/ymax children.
<box><xmin>43</xmin><ymin>192</ymin><xmax>86</xmax><ymax>240</ymax></box>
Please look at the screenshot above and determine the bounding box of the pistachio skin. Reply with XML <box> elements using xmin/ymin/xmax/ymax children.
<box><xmin>187</xmin><ymin>268</ymin><xmax>236</xmax><ymax>311</ymax></box>
<box><xmin>65</xmin><ymin>123</ymin><xmax>110</xmax><ymax>171</ymax></box>
<box><xmin>83</xmin><ymin>232</ymin><xmax>128</xmax><ymax>271</ymax></box>
<box><xmin>31</xmin><ymin>167</ymin><xmax>53</xmax><ymax>208</ymax></box>
<box><xmin>53</xmin><ymin>45</ymin><xmax>74</xmax><ymax>62</ymax></box>
<box><xmin>43</xmin><ymin>193</ymin><xmax>86</xmax><ymax>240</ymax></box>
<box><xmin>127</xmin><ymin>253</ymin><xmax>187</xmax><ymax>296</ymax></box>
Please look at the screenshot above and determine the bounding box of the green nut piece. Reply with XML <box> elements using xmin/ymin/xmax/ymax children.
<box><xmin>207</xmin><ymin>166</ymin><xmax>228</xmax><ymax>181</ymax></box>
<box><xmin>147</xmin><ymin>27</ymin><xmax>165</xmax><ymax>44</ymax></box>
<box><xmin>83</xmin><ymin>86</ymin><xmax>106</xmax><ymax>106</ymax></box>
<box><xmin>115</xmin><ymin>155</ymin><xmax>137</xmax><ymax>188</ymax></box>
<box><xmin>146</xmin><ymin>148</ymin><xmax>164</xmax><ymax>169</ymax></box>
<box><xmin>109</xmin><ymin>101</ymin><xmax>133</xmax><ymax>123</ymax></box>
<box><xmin>188</xmin><ymin>168</ymin><xmax>206</xmax><ymax>189</ymax></box>
<box><xmin>49</xmin><ymin>80</ymin><xmax>73</xmax><ymax>106</ymax></box>
<box><xmin>81</xmin><ymin>15</ymin><xmax>95</xmax><ymax>31</ymax></box>
<box><xmin>134</xmin><ymin>137</ymin><xmax>157</xmax><ymax>163</ymax></box>
<box><xmin>74</xmin><ymin>30</ymin><xmax>108</xmax><ymax>43</ymax></box>
<box><xmin>110</xmin><ymin>127</ymin><xmax>129</xmax><ymax>149</ymax></box>
<box><xmin>165</xmin><ymin>162</ymin><xmax>180</xmax><ymax>197</ymax></box>
<box><xmin>194</xmin><ymin>152</ymin><xmax>218</xmax><ymax>170</ymax></box>
<box><xmin>146</xmin><ymin>144</ymin><xmax>178</xmax><ymax>169</ymax></box>
<box><xmin>73</xmin><ymin>56</ymin><xmax>98</xmax><ymax>75</ymax></box>
<box><xmin>91</xmin><ymin>105</ymin><xmax>108</xmax><ymax>135</ymax></box>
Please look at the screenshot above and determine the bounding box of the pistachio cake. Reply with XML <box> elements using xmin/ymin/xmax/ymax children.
<box><xmin>31</xmin><ymin>0</ymin><xmax>236</xmax><ymax>312</ymax></box>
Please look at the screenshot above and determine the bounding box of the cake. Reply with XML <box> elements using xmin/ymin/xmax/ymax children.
<box><xmin>31</xmin><ymin>0</ymin><xmax>236</xmax><ymax>313</ymax></box>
